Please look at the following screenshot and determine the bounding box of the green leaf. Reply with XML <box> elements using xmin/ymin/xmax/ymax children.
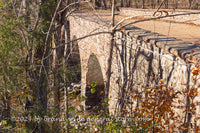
<box><xmin>68</xmin><ymin>107</ymin><xmax>75</xmax><ymax>112</ymax></box>
<box><xmin>81</xmin><ymin>96</ymin><xmax>86</xmax><ymax>101</ymax></box>
<box><xmin>91</xmin><ymin>87</ymin><xmax>96</xmax><ymax>94</ymax></box>
<box><xmin>1</xmin><ymin>120</ymin><xmax>7</xmax><ymax>125</ymax></box>
<box><xmin>91</xmin><ymin>81</ymin><xmax>97</xmax><ymax>87</ymax></box>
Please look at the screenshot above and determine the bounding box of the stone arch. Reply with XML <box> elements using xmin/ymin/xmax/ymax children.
<box><xmin>85</xmin><ymin>53</ymin><xmax>104</xmax><ymax>112</ymax></box>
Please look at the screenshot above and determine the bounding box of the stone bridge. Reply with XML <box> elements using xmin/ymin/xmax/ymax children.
<box><xmin>65</xmin><ymin>9</ymin><xmax>200</xmax><ymax>121</ymax></box>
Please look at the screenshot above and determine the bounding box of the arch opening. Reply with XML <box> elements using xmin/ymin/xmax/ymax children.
<box><xmin>85</xmin><ymin>54</ymin><xmax>104</xmax><ymax>113</ymax></box>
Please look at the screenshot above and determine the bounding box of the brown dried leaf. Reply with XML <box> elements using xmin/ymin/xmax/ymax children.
<box><xmin>169</xmin><ymin>122</ymin><xmax>175</xmax><ymax>132</ymax></box>
<box><xmin>162</xmin><ymin>10</ymin><xmax>169</xmax><ymax>16</ymax></box>
<box><xmin>121</xmin><ymin>26</ymin><xmax>125</xmax><ymax>31</ymax></box>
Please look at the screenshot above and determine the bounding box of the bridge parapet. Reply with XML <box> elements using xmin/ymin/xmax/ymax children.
<box><xmin>120</xmin><ymin>8</ymin><xmax>200</xmax><ymax>25</ymax></box>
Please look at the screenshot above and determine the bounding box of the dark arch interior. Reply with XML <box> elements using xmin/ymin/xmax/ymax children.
<box><xmin>85</xmin><ymin>54</ymin><xmax>104</xmax><ymax>113</ymax></box>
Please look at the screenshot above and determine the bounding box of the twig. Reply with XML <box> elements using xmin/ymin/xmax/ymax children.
<box><xmin>44</xmin><ymin>0</ymin><xmax>62</xmax><ymax>46</ymax></box>
<box><xmin>153</xmin><ymin>0</ymin><xmax>166</xmax><ymax>16</ymax></box>
<box><xmin>58</xmin><ymin>1</ymin><xmax>89</xmax><ymax>13</ymax></box>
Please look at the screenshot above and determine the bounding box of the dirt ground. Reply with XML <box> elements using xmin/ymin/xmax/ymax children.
<box><xmin>91</xmin><ymin>10</ymin><xmax>200</xmax><ymax>44</ymax></box>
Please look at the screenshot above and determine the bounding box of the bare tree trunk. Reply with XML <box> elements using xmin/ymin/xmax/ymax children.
<box><xmin>63</xmin><ymin>20</ymin><xmax>70</xmax><ymax>133</ymax></box>
<box><xmin>125</xmin><ymin>0</ymin><xmax>128</xmax><ymax>7</ymax></box>
<box><xmin>173</xmin><ymin>0</ymin><xmax>178</xmax><ymax>8</ymax></box>
<box><xmin>151</xmin><ymin>0</ymin><xmax>155</xmax><ymax>8</ymax></box>
<box><xmin>188</xmin><ymin>0</ymin><xmax>193</xmax><ymax>8</ymax></box>
<box><xmin>53</xmin><ymin>0</ymin><xmax>73</xmax><ymax>131</ymax></box>
<box><xmin>142</xmin><ymin>0</ymin><xmax>145</xmax><ymax>9</ymax></box>
<box><xmin>94</xmin><ymin>0</ymin><xmax>102</xmax><ymax>8</ymax></box>
<box><xmin>127</xmin><ymin>0</ymin><xmax>130</xmax><ymax>7</ymax></box>
<box><xmin>134</xmin><ymin>0</ymin><xmax>138</xmax><ymax>8</ymax></box>
<box><xmin>156</xmin><ymin>0</ymin><xmax>160</xmax><ymax>8</ymax></box>
<box><xmin>102</xmin><ymin>0</ymin><xmax>107</xmax><ymax>10</ymax></box>
<box><xmin>196</xmin><ymin>0</ymin><xmax>199</xmax><ymax>9</ymax></box>
<box><xmin>165</xmin><ymin>0</ymin><xmax>168</xmax><ymax>8</ymax></box>
<box><xmin>120</xmin><ymin>0</ymin><xmax>124</xmax><ymax>7</ymax></box>
<box><xmin>104</xmin><ymin>0</ymin><xmax>115</xmax><ymax>114</ymax></box>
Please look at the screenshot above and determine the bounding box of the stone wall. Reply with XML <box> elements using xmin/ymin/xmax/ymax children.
<box><xmin>109</xmin><ymin>27</ymin><xmax>200</xmax><ymax>127</ymax></box>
